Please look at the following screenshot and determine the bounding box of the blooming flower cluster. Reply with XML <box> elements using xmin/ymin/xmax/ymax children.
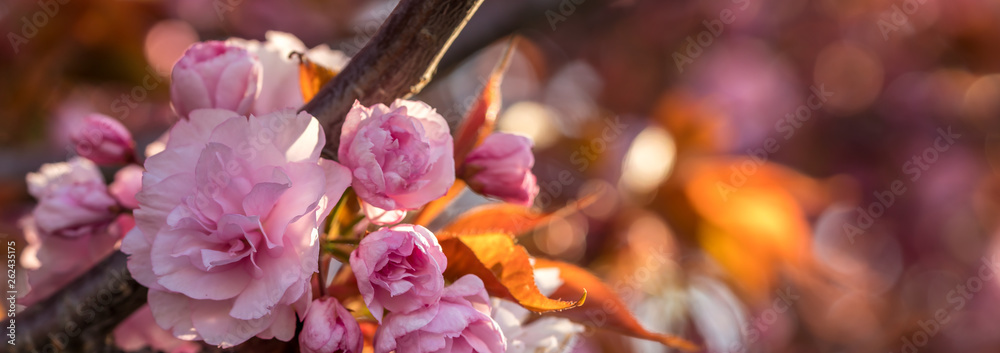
<box><xmin>20</xmin><ymin>31</ymin><xmax>576</xmax><ymax>353</ymax></box>
<box><xmin>351</xmin><ymin>225</ymin><xmax>507</xmax><ymax>352</ymax></box>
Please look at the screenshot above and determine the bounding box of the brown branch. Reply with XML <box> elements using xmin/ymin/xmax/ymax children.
<box><xmin>8</xmin><ymin>251</ymin><xmax>146</xmax><ymax>353</ymax></box>
<box><xmin>301</xmin><ymin>0</ymin><xmax>485</xmax><ymax>158</ymax></box>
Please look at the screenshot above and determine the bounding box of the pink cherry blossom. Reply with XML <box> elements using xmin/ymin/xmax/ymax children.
<box><xmin>339</xmin><ymin>100</ymin><xmax>455</xmax><ymax>217</ymax></box>
<box><xmin>299</xmin><ymin>297</ymin><xmax>364</xmax><ymax>353</ymax></box>
<box><xmin>70</xmin><ymin>113</ymin><xmax>136</xmax><ymax>165</ymax></box>
<box><xmin>374</xmin><ymin>275</ymin><xmax>506</xmax><ymax>353</ymax></box>
<box><xmin>350</xmin><ymin>224</ymin><xmax>447</xmax><ymax>322</ymax></box>
<box><xmin>121</xmin><ymin>108</ymin><xmax>352</xmax><ymax>347</ymax></box>
<box><xmin>463</xmin><ymin>132</ymin><xmax>540</xmax><ymax>206</ymax></box>
<box><xmin>171</xmin><ymin>41</ymin><xmax>262</xmax><ymax>118</ymax></box>
<box><xmin>109</xmin><ymin>164</ymin><xmax>144</xmax><ymax>209</ymax></box>
<box><xmin>26</xmin><ymin>157</ymin><xmax>118</xmax><ymax>237</ymax></box>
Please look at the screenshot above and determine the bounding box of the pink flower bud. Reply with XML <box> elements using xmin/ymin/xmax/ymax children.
<box><xmin>70</xmin><ymin>114</ymin><xmax>135</xmax><ymax>165</ymax></box>
<box><xmin>299</xmin><ymin>298</ymin><xmax>364</xmax><ymax>353</ymax></box>
<box><xmin>463</xmin><ymin>133</ymin><xmax>540</xmax><ymax>206</ymax></box>
<box><xmin>109</xmin><ymin>164</ymin><xmax>143</xmax><ymax>209</ymax></box>
<box><xmin>170</xmin><ymin>41</ymin><xmax>261</xmax><ymax>118</ymax></box>
<box><xmin>26</xmin><ymin>157</ymin><xmax>118</xmax><ymax>237</ymax></box>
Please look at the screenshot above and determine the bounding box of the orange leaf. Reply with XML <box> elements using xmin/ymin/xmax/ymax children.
<box><xmin>440</xmin><ymin>233</ymin><xmax>584</xmax><ymax>313</ymax></box>
<box><xmin>296</xmin><ymin>53</ymin><xmax>339</xmax><ymax>102</ymax></box>
<box><xmin>534</xmin><ymin>259</ymin><xmax>699</xmax><ymax>351</ymax></box>
<box><xmin>436</xmin><ymin>194</ymin><xmax>598</xmax><ymax>240</ymax></box>
<box><xmin>412</xmin><ymin>180</ymin><xmax>466</xmax><ymax>227</ymax></box>
<box><xmin>452</xmin><ymin>37</ymin><xmax>517</xmax><ymax>168</ymax></box>
<box><xmin>359</xmin><ymin>320</ymin><xmax>377</xmax><ymax>353</ymax></box>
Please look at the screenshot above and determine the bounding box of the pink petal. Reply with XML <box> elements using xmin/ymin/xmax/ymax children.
<box><xmin>362</xmin><ymin>202</ymin><xmax>407</xmax><ymax>226</ymax></box>
<box><xmin>148</xmin><ymin>290</ymin><xmax>201</xmax><ymax>341</ymax></box>
<box><xmin>191</xmin><ymin>299</ymin><xmax>270</xmax><ymax>348</ymax></box>
<box><xmin>121</xmin><ymin>227</ymin><xmax>165</xmax><ymax>291</ymax></box>
<box><xmin>229</xmin><ymin>241</ymin><xmax>302</xmax><ymax>320</ymax></box>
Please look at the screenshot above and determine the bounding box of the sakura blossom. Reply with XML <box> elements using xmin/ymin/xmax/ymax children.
<box><xmin>350</xmin><ymin>224</ymin><xmax>447</xmax><ymax>322</ymax></box>
<box><xmin>374</xmin><ymin>275</ymin><xmax>506</xmax><ymax>353</ymax></box>
<box><xmin>121</xmin><ymin>108</ymin><xmax>351</xmax><ymax>347</ymax></box>
<box><xmin>339</xmin><ymin>100</ymin><xmax>455</xmax><ymax>224</ymax></box>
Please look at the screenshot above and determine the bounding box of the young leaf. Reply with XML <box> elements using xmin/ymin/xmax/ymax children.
<box><xmin>452</xmin><ymin>37</ymin><xmax>517</xmax><ymax>168</ymax></box>
<box><xmin>437</xmin><ymin>203</ymin><xmax>544</xmax><ymax>239</ymax></box>
<box><xmin>295</xmin><ymin>53</ymin><xmax>339</xmax><ymax>102</ymax></box>
<box><xmin>440</xmin><ymin>233</ymin><xmax>585</xmax><ymax>313</ymax></box>
<box><xmin>436</xmin><ymin>193</ymin><xmax>598</xmax><ymax>239</ymax></box>
<box><xmin>413</xmin><ymin>180</ymin><xmax>467</xmax><ymax>226</ymax></box>
<box><xmin>533</xmin><ymin>258</ymin><xmax>699</xmax><ymax>351</ymax></box>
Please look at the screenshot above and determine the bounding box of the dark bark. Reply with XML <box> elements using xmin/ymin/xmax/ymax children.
<box><xmin>7</xmin><ymin>252</ymin><xmax>146</xmax><ymax>353</ymax></box>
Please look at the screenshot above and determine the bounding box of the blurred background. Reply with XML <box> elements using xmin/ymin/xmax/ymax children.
<box><xmin>2</xmin><ymin>0</ymin><xmax>1000</xmax><ymax>352</ymax></box>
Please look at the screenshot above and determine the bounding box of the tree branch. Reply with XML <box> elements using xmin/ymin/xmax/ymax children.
<box><xmin>301</xmin><ymin>0</ymin><xmax>485</xmax><ymax>157</ymax></box>
<box><xmin>8</xmin><ymin>252</ymin><xmax>146</xmax><ymax>353</ymax></box>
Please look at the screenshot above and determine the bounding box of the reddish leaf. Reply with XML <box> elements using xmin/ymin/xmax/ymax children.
<box><xmin>359</xmin><ymin>320</ymin><xmax>378</xmax><ymax>352</ymax></box>
<box><xmin>437</xmin><ymin>193</ymin><xmax>598</xmax><ymax>240</ymax></box>
<box><xmin>413</xmin><ymin>180</ymin><xmax>467</xmax><ymax>226</ymax></box>
<box><xmin>534</xmin><ymin>258</ymin><xmax>699</xmax><ymax>351</ymax></box>
<box><xmin>452</xmin><ymin>38</ymin><xmax>517</xmax><ymax>167</ymax></box>
<box><xmin>440</xmin><ymin>233</ymin><xmax>584</xmax><ymax>313</ymax></box>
